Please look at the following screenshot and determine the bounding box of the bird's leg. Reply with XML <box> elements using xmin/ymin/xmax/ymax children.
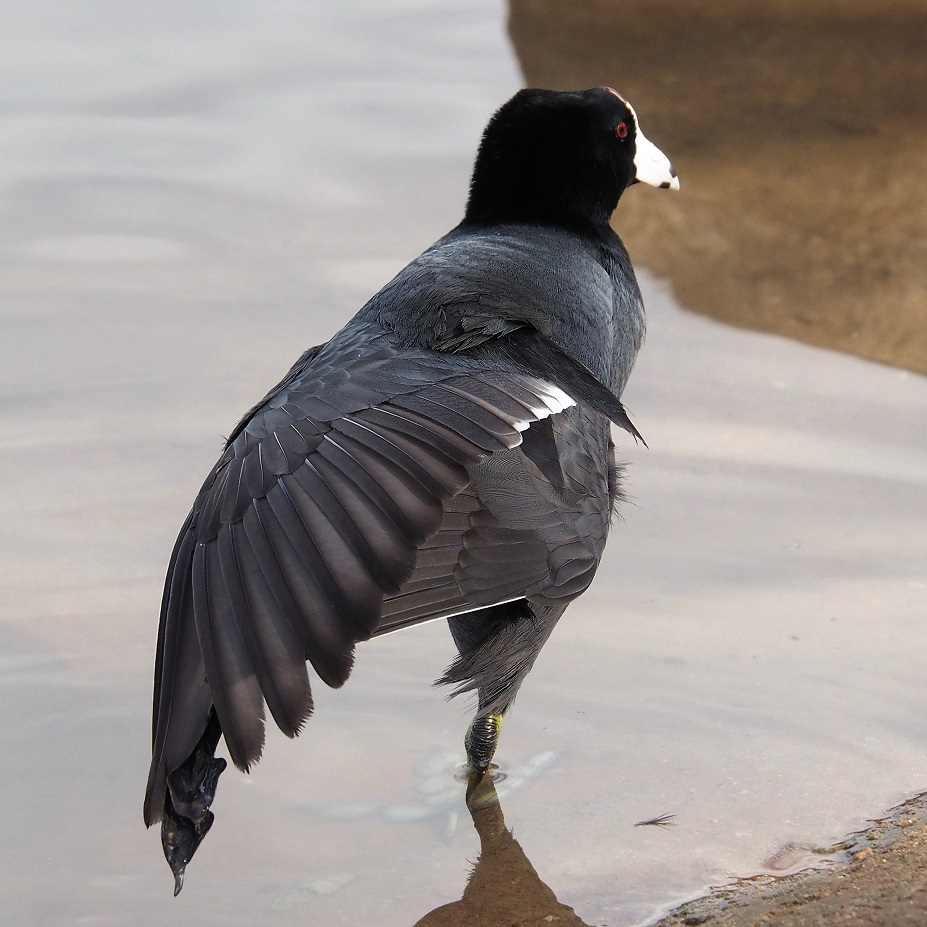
<box><xmin>443</xmin><ymin>600</ymin><xmax>567</xmax><ymax>795</ymax></box>
<box><xmin>465</xmin><ymin>711</ymin><xmax>505</xmax><ymax>787</ymax></box>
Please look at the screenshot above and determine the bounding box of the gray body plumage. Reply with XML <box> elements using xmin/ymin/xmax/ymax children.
<box><xmin>373</xmin><ymin>225</ymin><xmax>645</xmax><ymax>704</ymax></box>
<box><xmin>362</xmin><ymin>225</ymin><xmax>645</xmax><ymax>393</ymax></box>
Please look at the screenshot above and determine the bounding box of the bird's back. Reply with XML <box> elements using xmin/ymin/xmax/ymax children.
<box><xmin>357</xmin><ymin>222</ymin><xmax>645</xmax><ymax>398</ymax></box>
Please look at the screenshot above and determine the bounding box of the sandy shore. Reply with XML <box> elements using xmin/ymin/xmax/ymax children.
<box><xmin>509</xmin><ymin>1</ymin><xmax>927</xmax><ymax>922</ymax></box>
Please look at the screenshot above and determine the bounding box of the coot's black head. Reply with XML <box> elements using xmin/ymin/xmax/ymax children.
<box><xmin>464</xmin><ymin>87</ymin><xmax>678</xmax><ymax>231</ymax></box>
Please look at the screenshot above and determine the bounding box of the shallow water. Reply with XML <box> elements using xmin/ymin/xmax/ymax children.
<box><xmin>2</xmin><ymin>2</ymin><xmax>926</xmax><ymax>925</ymax></box>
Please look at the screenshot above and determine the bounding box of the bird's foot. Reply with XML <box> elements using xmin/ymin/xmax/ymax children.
<box><xmin>161</xmin><ymin>715</ymin><xmax>226</xmax><ymax>895</ymax></box>
<box><xmin>464</xmin><ymin>712</ymin><xmax>504</xmax><ymax>798</ymax></box>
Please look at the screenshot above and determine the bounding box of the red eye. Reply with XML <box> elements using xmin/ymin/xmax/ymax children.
<box><xmin>616</xmin><ymin>122</ymin><xmax>629</xmax><ymax>139</ymax></box>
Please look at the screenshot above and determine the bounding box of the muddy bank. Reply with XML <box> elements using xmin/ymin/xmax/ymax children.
<box><xmin>509</xmin><ymin>0</ymin><xmax>927</xmax><ymax>375</ymax></box>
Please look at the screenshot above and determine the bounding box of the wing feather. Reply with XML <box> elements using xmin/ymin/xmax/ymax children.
<box><xmin>193</xmin><ymin>540</ymin><xmax>265</xmax><ymax>771</ymax></box>
<box><xmin>146</xmin><ymin>319</ymin><xmax>628</xmax><ymax>824</ymax></box>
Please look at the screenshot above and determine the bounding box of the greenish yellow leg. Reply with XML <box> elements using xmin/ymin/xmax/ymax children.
<box><xmin>465</xmin><ymin>712</ymin><xmax>504</xmax><ymax>789</ymax></box>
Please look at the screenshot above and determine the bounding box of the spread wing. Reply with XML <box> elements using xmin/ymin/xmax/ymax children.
<box><xmin>144</xmin><ymin>320</ymin><xmax>578</xmax><ymax>825</ymax></box>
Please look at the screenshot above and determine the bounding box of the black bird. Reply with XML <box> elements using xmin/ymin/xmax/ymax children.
<box><xmin>144</xmin><ymin>86</ymin><xmax>678</xmax><ymax>894</ymax></box>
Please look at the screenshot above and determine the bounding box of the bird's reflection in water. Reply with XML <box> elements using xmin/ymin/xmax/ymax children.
<box><xmin>412</xmin><ymin>777</ymin><xmax>593</xmax><ymax>927</ymax></box>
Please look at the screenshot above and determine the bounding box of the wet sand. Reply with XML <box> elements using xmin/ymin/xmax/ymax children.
<box><xmin>509</xmin><ymin>0</ymin><xmax>927</xmax><ymax>375</ymax></box>
<box><xmin>510</xmin><ymin>1</ymin><xmax>927</xmax><ymax>922</ymax></box>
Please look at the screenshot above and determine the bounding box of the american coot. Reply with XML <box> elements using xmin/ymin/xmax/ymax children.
<box><xmin>144</xmin><ymin>86</ymin><xmax>678</xmax><ymax>894</ymax></box>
